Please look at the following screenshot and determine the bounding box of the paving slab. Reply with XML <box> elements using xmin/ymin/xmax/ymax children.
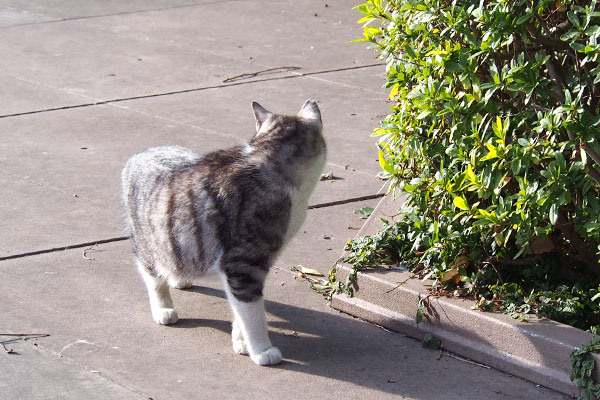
<box><xmin>0</xmin><ymin>74</ymin><xmax>93</xmax><ymax>117</ymax></box>
<box><xmin>65</xmin><ymin>0</ymin><xmax>379</xmax><ymax>76</ymax></box>
<box><xmin>0</xmin><ymin>202</ymin><xmax>566</xmax><ymax>400</ymax></box>
<box><xmin>0</xmin><ymin>104</ymin><xmax>216</xmax><ymax>257</ymax></box>
<box><xmin>0</xmin><ymin>0</ymin><xmax>380</xmax><ymax>114</ymax></box>
<box><xmin>0</xmin><ymin>173</ymin><xmax>117</xmax><ymax>257</ymax></box>
<box><xmin>0</xmin><ymin>25</ymin><xmax>249</xmax><ymax>114</ymax></box>
<box><xmin>0</xmin><ymin>0</ymin><xmax>213</xmax><ymax>26</ymax></box>
<box><xmin>0</xmin><ymin>334</ymin><xmax>146</xmax><ymax>400</ymax></box>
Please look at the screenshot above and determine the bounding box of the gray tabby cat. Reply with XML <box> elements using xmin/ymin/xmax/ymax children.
<box><xmin>121</xmin><ymin>100</ymin><xmax>326</xmax><ymax>365</ymax></box>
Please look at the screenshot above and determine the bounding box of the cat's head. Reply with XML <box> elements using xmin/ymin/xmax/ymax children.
<box><xmin>248</xmin><ymin>100</ymin><xmax>326</xmax><ymax>180</ymax></box>
<box><xmin>250</xmin><ymin>100</ymin><xmax>322</xmax><ymax>137</ymax></box>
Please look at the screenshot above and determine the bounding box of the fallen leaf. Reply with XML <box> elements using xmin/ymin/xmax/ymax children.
<box><xmin>300</xmin><ymin>266</ymin><xmax>324</xmax><ymax>276</ymax></box>
<box><xmin>422</xmin><ymin>333</ymin><xmax>441</xmax><ymax>349</ymax></box>
<box><xmin>354</xmin><ymin>206</ymin><xmax>374</xmax><ymax>216</ymax></box>
<box><xmin>319</xmin><ymin>171</ymin><xmax>334</xmax><ymax>181</ymax></box>
<box><xmin>441</xmin><ymin>268</ymin><xmax>460</xmax><ymax>283</ymax></box>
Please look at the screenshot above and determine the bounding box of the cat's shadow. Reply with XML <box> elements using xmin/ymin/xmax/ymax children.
<box><xmin>169</xmin><ymin>286</ymin><xmax>229</xmax><ymax>330</ymax></box>
<box><xmin>169</xmin><ymin>284</ymin><xmax>417</xmax><ymax>396</ymax></box>
<box><xmin>172</xmin><ymin>285</ymin><xmax>365</xmax><ymax>362</ymax></box>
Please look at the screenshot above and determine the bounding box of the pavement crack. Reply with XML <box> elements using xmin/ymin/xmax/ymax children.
<box><xmin>0</xmin><ymin>236</ymin><xmax>129</xmax><ymax>262</ymax></box>
<box><xmin>0</xmin><ymin>63</ymin><xmax>384</xmax><ymax>119</ymax></box>
<box><xmin>0</xmin><ymin>1</ymin><xmax>224</xmax><ymax>29</ymax></box>
<box><xmin>0</xmin><ymin>193</ymin><xmax>386</xmax><ymax>261</ymax></box>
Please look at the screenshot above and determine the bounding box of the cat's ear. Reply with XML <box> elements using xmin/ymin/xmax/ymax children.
<box><xmin>298</xmin><ymin>100</ymin><xmax>321</xmax><ymax>122</ymax></box>
<box><xmin>251</xmin><ymin>102</ymin><xmax>272</xmax><ymax>133</ymax></box>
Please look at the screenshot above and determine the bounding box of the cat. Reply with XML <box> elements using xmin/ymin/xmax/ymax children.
<box><xmin>121</xmin><ymin>100</ymin><xmax>326</xmax><ymax>365</ymax></box>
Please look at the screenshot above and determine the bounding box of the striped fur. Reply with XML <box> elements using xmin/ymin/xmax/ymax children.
<box><xmin>121</xmin><ymin>100</ymin><xmax>326</xmax><ymax>365</ymax></box>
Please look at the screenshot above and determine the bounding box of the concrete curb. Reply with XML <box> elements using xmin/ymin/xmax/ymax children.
<box><xmin>330</xmin><ymin>194</ymin><xmax>598</xmax><ymax>398</ymax></box>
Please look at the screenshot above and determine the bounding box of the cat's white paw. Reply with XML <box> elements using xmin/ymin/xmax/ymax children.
<box><xmin>250</xmin><ymin>346</ymin><xmax>282</xmax><ymax>366</ymax></box>
<box><xmin>232</xmin><ymin>339</ymin><xmax>248</xmax><ymax>355</ymax></box>
<box><xmin>168</xmin><ymin>278</ymin><xmax>193</xmax><ymax>289</ymax></box>
<box><xmin>152</xmin><ymin>308</ymin><xmax>179</xmax><ymax>325</ymax></box>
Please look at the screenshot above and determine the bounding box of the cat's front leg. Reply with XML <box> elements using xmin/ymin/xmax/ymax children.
<box><xmin>220</xmin><ymin>272</ymin><xmax>282</xmax><ymax>366</ymax></box>
<box><xmin>231</xmin><ymin>318</ymin><xmax>248</xmax><ymax>355</ymax></box>
<box><xmin>230</xmin><ymin>298</ymin><xmax>282</xmax><ymax>365</ymax></box>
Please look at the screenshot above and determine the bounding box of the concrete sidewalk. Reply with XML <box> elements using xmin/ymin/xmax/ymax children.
<box><xmin>0</xmin><ymin>1</ymin><xmax>568</xmax><ymax>399</ymax></box>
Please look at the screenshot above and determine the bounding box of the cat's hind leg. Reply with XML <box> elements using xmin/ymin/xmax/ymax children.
<box><xmin>220</xmin><ymin>271</ymin><xmax>282</xmax><ymax>366</ymax></box>
<box><xmin>138</xmin><ymin>261</ymin><xmax>179</xmax><ymax>325</ymax></box>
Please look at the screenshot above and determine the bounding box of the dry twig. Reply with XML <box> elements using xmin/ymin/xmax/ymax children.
<box><xmin>222</xmin><ymin>66</ymin><xmax>301</xmax><ymax>83</ymax></box>
<box><xmin>0</xmin><ymin>333</ymin><xmax>49</xmax><ymax>354</ymax></box>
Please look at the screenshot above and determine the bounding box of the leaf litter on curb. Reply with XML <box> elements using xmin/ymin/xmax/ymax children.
<box><xmin>291</xmin><ymin>265</ymin><xmax>324</xmax><ymax>276</ymax></box>
<box><xmin>354</xmin><ymin>206</ymin><xmax>374</xmax><ymax>218</ymax></box>
<box><xmin>290</xmin><ymin>265</ymin><xmax>330</xmax><ymax>291</ymax></box>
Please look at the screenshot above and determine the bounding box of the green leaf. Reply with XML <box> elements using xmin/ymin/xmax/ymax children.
<box><xmin>585</xmin><ymin>25</ymin><xmax>600</xmax><ymax>36</ymax></box>
<box><xmin>422</xmin><ymin>333</ymin><xmax>441</xmax><ymax>349</ymax></box>
<box><xmin>484</xmin><ymin>86</ymin><xmax>499</xmax><ymax>102</ymax></box>
<box><xmin>567</xmin><ymin>12</ymin><xmax>581</xmax><ymax>30</ymax></box>
<box><xmin>511</xmin><ymin>158</ymin><xmax>522</xmax><ymax>174</ymax></box>
<box><xmin>472</xmin><ymin>218</ymin><xmax>494</xmax><ymax>227</ymax></box>
<box><xmin>466</xmin><ymin>164</ymin><xmax>478</xmax><ymax>182</ymax></box>
<box><xmin>417</xmin><ymin>110</ymin><xmax>432</xmax><ymax>120</ymax></box>
<box><xmin>309</xmin><ymin>282</ymin><xmax>330</xmax><ymax>291</ymax></box>
<box><xmin>404</xmin><ymin>44</ymin><xmax>417</xmax><ymax>59</ymax></box>
<box><xmin>491</xmin><ymin>64</ymin><xmax>501</xmax><ymax>84</ymax></box>
<box><xmin>492</xmin><ymin>116</ymin><xmax>503</xmax><ymax>138</ymax></box>
<box><xmin>560</xmin><ymin>30</ymin><xmax>580</xmax><ymax>41</ymax></box>
<box><xmin>453</xmin><ymin>197</ymin><xmax>470</xmax><ymax>211</ymax></box>
<box><xmin>364</xmin><ymin>26</ymin><xmax>383</xmax><ymax>38</ymax></box>
<box><xmin>516</xmin><ymin>14</ymin><xmax>531</xmax><ymax>25</ymax></box>
<box><xmin>549</xmin><ymin>203</ymin><xmax>559</xmax><ymax>225</ymax></box>
<box><xmin>480</xmin><ymin>143</ymin><xmax>499</xmax><ymax>161</ymax></box>
<box><xmin>565</xmin><ymin>89</ymin><xmax>573</xmax><ymax>104</ymax></box>
<box><xmin>415</xmin><ymin>308</ymin><xmax>423</xmax><ymax>325</ymax></box>
<box><xmin>378</xmin><ymin>147</ymin><xmax>395</xmax><ymax>173</ymax></box>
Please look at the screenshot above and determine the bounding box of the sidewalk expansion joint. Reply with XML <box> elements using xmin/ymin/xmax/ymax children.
<box><xmin>0</xmin><ymin>1</ymin><xmax>223</xmax><ymax>30</ymax></box>
<box><xmin>1</xmin><ymin>193</ymin><xmax>383</xmax><ymax>261</ymax></box>
<box><xmin>0</xmin><ymin>236</ymin><xmax>129</xmax><ymax>262</ymax></box>
<box><xmin>0</xmin><ymin>63</ymin><xmax>384</xmax><ymax>119</ymax></box>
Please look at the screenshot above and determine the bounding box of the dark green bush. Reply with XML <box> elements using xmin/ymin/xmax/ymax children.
<box><xmin>345</xmin><ymin>0</ymin><xmax>600</xmax><ymax>328</ymax></box>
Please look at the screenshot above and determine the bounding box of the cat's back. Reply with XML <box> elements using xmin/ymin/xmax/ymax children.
<box><xmin>121</xmin><ymin>146</ymin><xmax>200</xmax><ymax>197</ymax></box>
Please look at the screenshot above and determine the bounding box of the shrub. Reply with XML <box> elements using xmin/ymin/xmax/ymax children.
<box><xmin>345</xmin><ymin>0</ymin><xmax>600</xmax><ymax>328</ymax></box>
